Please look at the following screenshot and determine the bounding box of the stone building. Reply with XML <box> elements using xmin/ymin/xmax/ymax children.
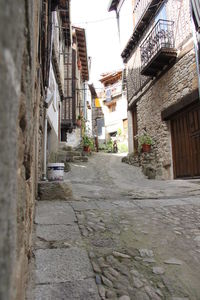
<box><xmin>100</xmin><ymin>70</ymin><xmax>128</xmax><ymax>144</ymax></box>
<box><xmin>61</xmin><ymin>25</ymin><xmax>89</xmax><ymax>147</ymax></box>
<box><xmin>0</xmin><ymin>0</ymin><xmax>77</xmax><ymax>299</ymax></box>
<box><xmin>89</xmin><ymin>84</ymin><xmax>105</xmax><ymax>142</ymax></box>
<box><xmin>109</xmin><ymin>0</ymin><xmax>200</xmax><ymax>179</ymax></box>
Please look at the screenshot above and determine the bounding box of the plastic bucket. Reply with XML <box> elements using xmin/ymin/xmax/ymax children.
<box><xmin>47</xmin><ymin>163</ymin><xmax>64</xmax><ymax>181</ymax></box>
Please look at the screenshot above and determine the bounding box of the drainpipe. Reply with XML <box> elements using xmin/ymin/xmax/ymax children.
<box><xmin>115</xmin><ymin>10</ymin><xmax>121</xmax><ymax>46</ymax></box>
<box><xmin>42</xmin><ymin>10</ymin><xmax>55</xmax><ymax>180</ymax></box>
<box><xmin>83</xmin><ymin>81</ymin><xmax>87</xmax><ymax>120</ymax></box>
<box><xmin>42</xmin><ymin>106</ymin><xmax>48</xmax><ymax>180</ymax></box>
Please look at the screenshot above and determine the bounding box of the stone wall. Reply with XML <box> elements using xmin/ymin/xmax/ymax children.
<box><xmin>0</xmin><ymin>1</ymin><xmax>42</xmax><ymax>299</ymax></box>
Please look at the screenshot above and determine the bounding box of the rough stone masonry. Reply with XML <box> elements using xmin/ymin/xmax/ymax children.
<box><xmin>0</xmin><ymin>1</ymin><xmax>43</xmax><ymax>299</ymax></box>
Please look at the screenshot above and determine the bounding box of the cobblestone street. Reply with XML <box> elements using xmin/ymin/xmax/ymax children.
<box><xmin>33</xmin><ymin>153</ymin><xmax>200</xmax><ymax>300</ymax></box>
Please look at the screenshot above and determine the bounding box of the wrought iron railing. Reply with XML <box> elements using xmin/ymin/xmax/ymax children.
<box><xmin>140</xmin><ymin>19</ymin><xmax>175</xmax><ymax>70</ymax></box>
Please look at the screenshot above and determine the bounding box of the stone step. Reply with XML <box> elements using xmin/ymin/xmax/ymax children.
<box><xmin>59</xmin><ymin>143</ymin><xmax>73</xmax><ymax>151</ymax></box>
<box><xmin>65</xmin><ymin>151</ymin><xmax>81</xmax><ymax>157</ymax></box>
<box><xmin>73</xmin><ymin>156</ymin><xmax>88</xmax><ymax>162</ymax></box>
<box><xmin>38</xmin><ymin>181</ymin><xmax>72</xmax><ymax>201</ymax></box>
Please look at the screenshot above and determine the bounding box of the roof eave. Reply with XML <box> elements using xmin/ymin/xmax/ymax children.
<box><xmin>108</xmin><ymin>0</ymin><xmax>120</xmax><ymax>12</ymax></box>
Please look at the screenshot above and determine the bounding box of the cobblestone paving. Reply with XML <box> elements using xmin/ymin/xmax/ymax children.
<box><xmin>66</xmin><ymin>153</ymin><xmax>200</xmax><ymax>300</ymax></box>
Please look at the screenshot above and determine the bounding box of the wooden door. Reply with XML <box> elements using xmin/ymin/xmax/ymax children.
<box><xmin>171</xmin><ymin>102</ymin><xmax>200</xmax><ymax>178</ymax></box>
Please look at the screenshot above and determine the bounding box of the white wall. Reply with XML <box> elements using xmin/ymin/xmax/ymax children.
<box><xmin>102</xmin><ymin>93</ymin><xmax>127</xmax><ymax>140</ymax></box>
<box><xmin>66</xmin><ymin>128</ymin><xmax>81</xmax><ymax>147</ymax></box>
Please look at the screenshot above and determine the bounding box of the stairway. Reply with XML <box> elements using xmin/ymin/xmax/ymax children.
<box><xmin>57</xmin><ymin>144</ymin><xmax>88</xmax><ymax>167</ymax></box>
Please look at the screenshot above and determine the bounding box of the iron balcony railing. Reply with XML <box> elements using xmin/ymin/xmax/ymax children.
<box><xmin>140</xmin><ymin>19</ymin><xmax>175</xmax><ymax>70</ymax></box>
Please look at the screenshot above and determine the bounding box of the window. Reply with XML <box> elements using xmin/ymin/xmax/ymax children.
<box><xmin>155</xmin><ymin>4</ymin><xmax>167</xmax><ymax>23</ymax></box>
<box><xmin>109</xmin><ymin>103</ymin><xmax>116</xmax><ymax>112</ymax></box>
<box><xmin>123</xmin><ymin>118</ymin><xmax>128</xmax><ymax>133</ymax></box>
<box><xmin>106</xmin><ymin>89</ymin><xmax>112</xmax><ymax>102</ymax></box>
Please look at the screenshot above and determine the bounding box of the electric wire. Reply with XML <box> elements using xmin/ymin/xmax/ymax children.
<box><xmin>72</xmin><ymin>3</ymin><xmax>162</xmax><ymax>26</ymax></box>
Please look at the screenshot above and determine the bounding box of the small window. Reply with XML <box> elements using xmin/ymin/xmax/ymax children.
<box><xmin>109</xmin><ymin>103</ymin><xmax>116</xmax><ymax>112</ymax></box>
<box><xmin>155</xmin><ymin>4</ymin><xmax>167</xmax><ymax>23</ymax></box>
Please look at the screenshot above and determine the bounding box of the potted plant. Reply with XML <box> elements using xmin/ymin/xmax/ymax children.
<box><xmin>138</xmin><ymin>132</ymin><xmax>153</xmax><ymax>153</ymax></box>
<box><xmin>76</xmin><ymin>115</ymin><xmax>82</xmax><ymax>127</ymax></box>
<box><xmin>82</xmin><ymin>135</ymin><xmax>93</xmax><ymax>152</ymax></box>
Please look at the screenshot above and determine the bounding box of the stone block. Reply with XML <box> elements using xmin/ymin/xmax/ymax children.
<box><xmin>73</xmin><ymin>156</ymin><xmax>88</xmax><ymax>162</ymax></box>
<box><xmin>35</xmin><ymin>248</ymin><xmax>94</xmax><ymax>284</ymax></box>
<box><xmin>38</xmin><ymin>180</ymin><xmax>72</xmax><ymax>200</ymax></box>
<box><xmin>142</xmin><ymin>166</ymin><xmax>156</xmax><ymax>179</ymax></box>
<box><xmin>36</xmin><ymin>224</ymin><xmax>80</xmax><ymax>242</ymax></box>
<box><xmin>35</xmin><ymin>278</ymin><xmax>100</xmax><ymax>300</ymax></box>
<box><xmin>35</xmin><ymin>201</ymin><xmax>76</xmax><ymax>225</ymax></box>
<box><xmin>64</xmin><ymin>161</ymin><xmax>71</xmax><ymax>172</ymax></box>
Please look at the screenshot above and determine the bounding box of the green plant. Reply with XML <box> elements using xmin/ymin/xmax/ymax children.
<box><xmin>138</xmin><ymin>132</ymin><xmax>153</xmax><ymax>151</ymax></box>
<box><xmin>118</xmin><ymin>143</ymin><xmax>128</xmax><ymax>153</ymax></box>
<box><xmin>106</xmin><ymin>140</ymin><xmax>113</xmax><ymax>152</ymax></box>
<box><xmin>82</xmin><ymin>135</ymin><xmax>94</xmax><ymax>148</ymax></box>
<box><xmin>117</xmin><ymin>128</ymin><xmax>122</xmax><ymax>136</ymax></box>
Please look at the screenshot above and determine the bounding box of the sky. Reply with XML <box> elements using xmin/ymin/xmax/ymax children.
<box><xmin>71</xmin><ymin>0</ymin><xmax>124</xmax><ymax>88</ymax></box>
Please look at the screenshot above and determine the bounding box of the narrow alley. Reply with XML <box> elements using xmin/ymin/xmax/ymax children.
<box><xmin>2</xmin><ymin>1</ymin><xmax>200</xmax><ymax>300</ymax></box>
<box><xmin>32</xmin><ymin>153</ymin><xmax>200</xmax><ymax>300</ymax></box>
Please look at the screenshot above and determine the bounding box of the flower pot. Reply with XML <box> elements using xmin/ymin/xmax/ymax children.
<box><xmin>83</xmin><ymin>145</ymin><xmax>90</xmax><ymax>152</ymax></box>
<box><xmin>76</xmin><ymin>119</ymin><xmax>81</xmax><ymax>127</ymax></box>
<box><xmin>142</xmin><ymin>144</ymin><xmax>151</xmax><ymax>153</ymax></box>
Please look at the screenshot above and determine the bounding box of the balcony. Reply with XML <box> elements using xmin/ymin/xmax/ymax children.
<box><xmin>140</xmin><ymin>19</ymin><xmax>177</xmax><ymax>76</ymax></box>
<box><xmin>121</xmin><ymin>0</ymin><xmax>164</xmax><ymax>63</ymax></box>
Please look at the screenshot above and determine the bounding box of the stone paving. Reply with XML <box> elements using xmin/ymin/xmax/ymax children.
<box><xmin>30</xmin><ymin>153</ymin><xmax>200</xmax><ymax>300</ymax></box>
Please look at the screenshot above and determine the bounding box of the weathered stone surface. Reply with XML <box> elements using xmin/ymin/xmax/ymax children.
<box><xmin>133</xmin><ymin>277</ymin><xmax>144</xmax><ymax>288</ymax></box>
<box><xmin>144</xmin><ymin>286</ymin><xmax>161</xmax><ymax>300</ymax></box>
<box><xmin>139</xmin><ymin>249</ymin><xmax>154</xmax><ymax>257</ymax></box>
<box><xmin>36</xmin><ymin>224</ymin><xmax>80</xmax><ymax>242</ymax></box>
<box><xmin>31</xmin><ymin>153</ymin><xmax>200</xmax><ymax>300</ymax></box>
<box><xmin>98</xmin><ymin>285</ymin><xmax>106</xmax><ymax>299</ymax></box>
<box><xmin>73</xmin><ymin>156</ymin><xmax>88</xmax><ymax>162</ymax></box>
<box><xmin>35</xmin><ymin>248</ymin><xmax>93</xmax><ymax>284</ymax></box>
<box><xmin>95</xmin><ymin>275</ymin><xmax>102</xmax><ymax>285</ymax></box>
<box><xmin>106</xmin><ymin>289</ymin><xmax>116</xmax><ymax>298</ymax></box>
<box><xmin>64</xmin><ymin>161</ymin><xmax>71</xmax><ymax>172</ymax></box>
<box><xmin>164</xmin><ymin>258</ymin><xmax>183</xmax><ymax>265</ymax></box>
<box><xmin>134</xmin><ymin>290</ymin><xmax>150</xmax><ymax>300</ymax></box>
<box><xmin>119</xmin><ymin>295</ymin><xmax>131</xmax><ymax>300</ymax></box>
<box><xmin>38</xmin><ymin>180</ymin><xmax>72</xmax><ymax>200</ymax></box>
<box><xmin>152</xmin><ymin>267</ymin><xmax>165</xmax><ymax>275</ymax></box>
<box><xmin>92</xmin><ymin>261</ymin><xmax>101</xmax><ymax>273</ymax></box>
<box><xmin>35</xmin><ymin>201</ymin><xmax>76</xmax><ymax>225</ymax></box>
<box><xmin>143</xmin><ymin>258</ymin><xmax>156</xmax><ymax>263</ymax></box>
<box><xmin>0</xmin><ymin>1</ymin><xmax>42</xmax><ymax>299</ymax></box>
<box><xmin>101</xmin><ymin>275</ymin><xmax>113</xmax><ymax>288</ymax></box>
<box><xmin>59</xmin><ymin>143</ymin><xmax>72</xmax><ymax>151</ymax></box>
<box><xmin>34</xmin><ymin>278</ymin><xmax>100</xmax><ymax>300</ymax></box>
<box><xmin>171</xmin><ymin>298</ymin><xmax>189</xmax><ymax>300</ymax></box>
<box><xmin>113</xmin><ymin>251</ymin><xmax>131</xmax><ymax>259</ymax></box>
